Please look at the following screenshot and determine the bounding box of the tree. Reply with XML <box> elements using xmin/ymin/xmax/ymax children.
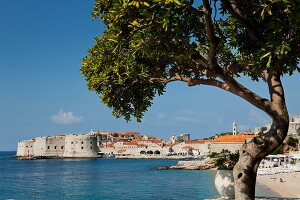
<box><xmin>81</xmin><ymin>0</ymin><xmax>300</xmax><ymax>199</ymax></box>
<box><xmin>287</xmin><ymin>136</ymin><xmax>299</xmax><ymax>147</ymax></box>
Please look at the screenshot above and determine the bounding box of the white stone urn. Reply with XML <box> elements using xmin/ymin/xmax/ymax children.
<box><xmin>214</xmin><ymin>170</ymin><xmax>235</xmax><ymax>199</ymax></box>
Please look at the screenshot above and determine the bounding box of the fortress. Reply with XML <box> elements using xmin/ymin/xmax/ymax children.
<box><xmin>16</xmin><ymin>133</ymin><xmax>98</xmax><ymax>159</ymax></box>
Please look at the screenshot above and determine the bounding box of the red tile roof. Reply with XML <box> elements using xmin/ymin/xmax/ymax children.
<box><xmin>123</xmin><ymin>141</ymin><xmax>139</xmax><ymax>145</ymax></box>
<box><xmin>185</xmin><ymin>140</ymin><xmax>206</xmax><ymax>144</ymax></box>
<box><xmin>120</xmin><ymin>131</ymin><xmax>140</xmax><ymax>135</ymax></box>
<box><xmin>107</xmin><ymin>143</ymin><xmax>114</xmax><ymax>147</ymax></box>
<box><xmin>149</xmin><ymin>139</ymin><xmax>163</xmax><ymax>143</ymax></box>
<box><xmin>212</xmin><ymin>134</ymin><xmax>255</xmax><ymax>143</ymax></box>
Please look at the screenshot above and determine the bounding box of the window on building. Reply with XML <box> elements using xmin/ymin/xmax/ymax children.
<box><xmin>81</xmin><ymin>141</ymin><xmax>84</xmax><ymax>144</ymax></box>
<box><xmin>71</xmin><ymin>142</ymin><xmax>73</xmax><ymax>144</ymax></box>
<box><xmin>90</xmin><ymin>146</ymin><xmax>93</xmax><ymax>149</ymax></box>
<box><xmin>90</xmin><ymin>142</ymin><xmax>93</xmax><ymax>144</ymax></box>
<box><xmin>81</xmin><ymin>147</ymin><xmax>84</xmax><ymax>150</ymax></box>
<box><xmin>54</xmin><ymin>146</ymin><xmax>57</xmax><ymax>149</ymax></box>
<box><xmin>48</xmin><ymin>146</ymin><xmax>50</xmax><ymax>149</ymax></box>
<box><xmin>61</xmin><ymin>146</ymin><xmax>64</xmax><ymax>149</ymax></box>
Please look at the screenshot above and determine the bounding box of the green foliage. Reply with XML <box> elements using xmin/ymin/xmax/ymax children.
<box><xmin>287</xmin><ymin>136</ymin><xmax>299</xmax><ymax>147</ymax></box>
<box><xmin>209</xmin><ymin>152</ymin><xmax>218</xmax><ymax>158</ymax></box>
<box><xmin>217</xmin><ymin>132</ymin><xmax>233</xmax><ymax>136</ymax></box>
<box><xmin>214</xmin><ymin>150</ymin><xmax>239</xmax><ymax>170</ymax></box>
<box><xmin>271</xmin><ymin>144</ymin><xmax>284</xmax><ymax>155</ymax></box>
<box><xmin>82</xmin><ymin>0</ymin><xmax>300</xmax><ymax>121</ymax></box>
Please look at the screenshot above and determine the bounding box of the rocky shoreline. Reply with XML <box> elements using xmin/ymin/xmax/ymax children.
<box><xmin>158</xmin><ymin>158</ymin><xmax>217</xmax><ymax>170</ymax></box>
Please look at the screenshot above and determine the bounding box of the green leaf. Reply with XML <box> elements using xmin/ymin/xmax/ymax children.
<box><xmin>173</xmin><ymin>0</ymin><xmax>182</xmax><ymax>6</ymax></box>
<box><xmin>143</xmin><ymin>2</ymin><xmax>150</xmax><ymax>7</ymax></box>
<box><xmin>260</xmin><ymin>52</ymin><xmax>271</xmax><ymax>60</ymax></box>
<box><xmin>267</xmin><ymin>7</ymin><xmax>272</xmax><ymax>15</ymax></box>
<box><xmin>266</xmin><ymin>55</ymin><xmax>272</xmax><ymax>67</ymax></box>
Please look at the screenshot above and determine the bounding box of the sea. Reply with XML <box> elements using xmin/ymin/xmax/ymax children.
<box><xmin>0</xmin><ymin>151</ymin><xmax>275</xmax><ymax>200</ymax></box>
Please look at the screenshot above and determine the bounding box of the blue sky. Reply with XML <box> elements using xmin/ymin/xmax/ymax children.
<box><xmin>0</xmin><ymin>0</ymin><xmax>299</xmax><ymax>151</ymax></box>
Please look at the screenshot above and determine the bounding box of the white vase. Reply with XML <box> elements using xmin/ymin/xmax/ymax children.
<box><xmin>214</xmin><ymin>170</ymin><xmax>235</xmax><ymax>199</ymax></box>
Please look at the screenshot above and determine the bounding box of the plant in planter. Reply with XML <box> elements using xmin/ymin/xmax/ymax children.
<box><xmin>214</xmin><ymin>151</ymin><xmax>239</xmax><ymax>199</ymax></box>
<box><xmin>215</xmin><ymin>151</ymin><xmax>239</xmax><ymax>170</ymax></box>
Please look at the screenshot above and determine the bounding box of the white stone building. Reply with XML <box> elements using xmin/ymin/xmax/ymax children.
<box><xmin>99</xmin><ymin>139</ymin><xmax>170</xmax><ymax>156</ymax></box>
<box><xmin>254</xmin><ymin>115</ymin><xmax>300</xmax><ymax>136</ymax></box>
<box><xmin>288</xmin><ymin>115</ymin><xmax>300</xmax><ymax>136</ymax></box>
<box><xmin>171</xmin><ymin>140</ymin><xmax>210</xmax><ymax>156</ymax></box>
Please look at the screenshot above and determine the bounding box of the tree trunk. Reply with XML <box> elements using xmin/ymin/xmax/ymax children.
<box><xmin>233</xmin><ymin>121</ymin><xmax>289</xmax><ymax>199</ymax></box>
<box><xmin>231</xmin><ymin>71</ymin><xmax>290</xmax><ymax>199</ymax></box>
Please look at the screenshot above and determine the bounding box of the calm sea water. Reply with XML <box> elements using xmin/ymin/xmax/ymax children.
<box><xmin>0</xmin><ymin>151</ymin><xmax>219</xmax><ymax>200</ymax></box>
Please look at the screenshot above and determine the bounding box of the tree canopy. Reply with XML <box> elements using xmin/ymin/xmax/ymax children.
<box><xmin>82</xmin><ymin>0</ymin><xmax>299</xmax><ymax>122</ymax></box>
<box><xmin>82</xmin><ymin>1</ymin><xmax>300</xmax><ymax>198</ymax></box>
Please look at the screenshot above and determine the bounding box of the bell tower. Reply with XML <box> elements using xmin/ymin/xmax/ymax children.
<box><xmin>233</xmin><ymin>121</ymin><xmax>237</xmax><ymax>135</ymax></box>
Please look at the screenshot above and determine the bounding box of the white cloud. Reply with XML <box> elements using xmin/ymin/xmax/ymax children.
<box><xmin>51</xmin><ymin>110</ymin><xmax>83</xmax><ymax>125</ymax></box>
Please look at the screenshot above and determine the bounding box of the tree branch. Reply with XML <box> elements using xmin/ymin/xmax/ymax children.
<box><xmin>149</xmin><ymin>77</ymin><xmax>177</xmax><ymax>84</ymax></box>
<box><xmin>266</xmin><ymin>71</ymin><xmax>289</xmax><ymax>122</ymax></box>
<box><xmin>220</xmin><ymin>0</ymin><xmax>259</xmax><ymax>42</ymax></box>
<box><xmin>151</xmin><ymin>74</ymin><xmax>238</xmax><ymax>93</ymax></box>
<box><xmin>223</xmin><ymin>63</ymin><xmax>269</xmax><ymax>81</ymax></box>
<box><xmin>216</xmin><ymin>67</ymin><xmax>278</xmax><ymax>120</ymax></box>
<box><xmin>203</xmin><ymin>0</ymin><xmax>219</xmax><ymax>69</ymax></box>
<box><xmin>191</xmin><ymin>52</ymin><xmax>208</xmax><ymax>68</ymax></box>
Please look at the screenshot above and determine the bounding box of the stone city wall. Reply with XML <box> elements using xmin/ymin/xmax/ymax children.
<box><xmin>17</xmin><ymin>134</ymin><xmax>98</xmax><ymax>159</ymax></box>
<box><xmin>64</xmin><ymin>134</ymin><xmax>98</xmax><ymax>158</ymax></box>
<box><xmin>210</xmin><ymin>142</ymin><xmax>243</xmax><ymax>153</ymax></box>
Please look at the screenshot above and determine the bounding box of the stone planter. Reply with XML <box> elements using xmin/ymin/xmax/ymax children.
<box><xmin>214</xmin><ymin>170</ymin><xmax>235</xmax><ymax>199</ymax></box>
